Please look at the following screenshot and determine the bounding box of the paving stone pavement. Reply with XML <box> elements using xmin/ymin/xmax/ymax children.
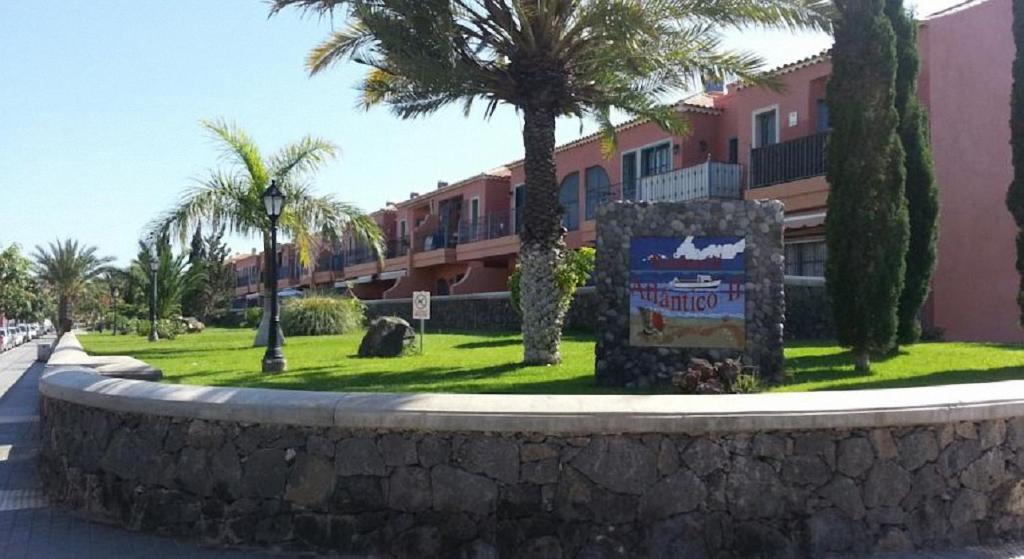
<box><xmin>6</xmin><ymin>336</ymin><xmax>1024</xmax><ymax>558</ymax></box>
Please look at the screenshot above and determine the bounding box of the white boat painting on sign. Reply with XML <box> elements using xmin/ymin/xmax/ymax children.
<box><xmin>670</xmin><ymin>274</ymin><xmax>721</xmax><ymax>290</ymax></box>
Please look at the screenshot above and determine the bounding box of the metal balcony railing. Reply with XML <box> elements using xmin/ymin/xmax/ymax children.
<box><xmin>750</xmin><ymin>131</ymin><xmax>829</xmax><ymax>188</ymax></box>
<box><xmin>638</xmin><ymin>161</ymin><xmax>743</xmax><ymax>202</ymax></box>
<box><xmin>420</xmin><ymin>228</ymin><xmax>458</xmax><ymax>252</ymax></box>
<box><xmin>385</xmin><ymin>238</ymin><xmax>411</xmax><ymax>259</ymax></box>
<box><xmin>345</xmin><ymin>247</ymin><xmax>376</xmax><ymax>266</ymax></box>
<box><xmin>458</xmin><ymin>209</ymin><xmax>514</xmax><ymax>244</ymax></box>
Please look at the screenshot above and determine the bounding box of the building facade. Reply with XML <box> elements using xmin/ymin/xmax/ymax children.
<box><xmin>230</xmin><ymin>0</ymin><xmax>1021</xmax><ymax>343</ymax></box>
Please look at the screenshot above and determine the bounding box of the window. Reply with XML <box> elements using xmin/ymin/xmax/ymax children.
<box><xmin>584</xmin><ymin>165</ymin><xmax>611</xmax><ymax>220</ymax></box>
<box><xmin>817</xmin><ymin>99</ymin><xmax>830</xmax><ymax>132</ymax></box>
<box><xmin>621</xmin><ymin>140</ymin><xmax>671</xmax><ymax>201</ymax></box>
<box><xmin>728</xmin><ymin>138</ymin><xmax>738</xmax><ymax>164</ymax></box>
<box><xmin>785</xmin><ymin>240</ymin><xmax>827</xmax><ymax>277</ymax></box>
<box><xmin>470</xmin><ymin>198</ymin><xmax>480</xmax><ymax>226</ymax></box>
<box><xmin>559</xmin><ymin>173</ymin><xmax>580</xmax><ymax>231</ymax></box>
<box><xmin>399</xmin><ymin>219</ymin><xmax>407</xmax><ymax>240</ymax></box>
<box><xmin>640</xmin><ymin>142</ymin><xmax>671</xmax><ymax>177</ymax></box>
<box><xmin>621</xmin><ymin>152</ymin><xmax>638</xmax><ymax>201</ymax></box>
<box><xmin>753</xmin><ymin>106</ymin><xmax>778</xmax><ymax>148</ymax></box>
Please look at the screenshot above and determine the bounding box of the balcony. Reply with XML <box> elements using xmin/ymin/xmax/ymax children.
<box><xmin>385</xmin><ymin>238</ymin><xmax>410</xmax><ymax>259</ymax></box>
<box><xmin>637</xmin><ymin>161</ymin><xmax>743</xmax><ymax>202</ymax></box>
<box><xmin>750</xmin><ymin>131</ymin><xmax>829</xmax><ymax>189</ymax></box>
<box><xmin>458</xmin><ymin>209</ymin><xmax>514</xmax><ymax>244</ymax></box>
<box><xmin>345</xmin><ymin>247</ymin><xmax>376</xmax><ymax>266</ymax></box>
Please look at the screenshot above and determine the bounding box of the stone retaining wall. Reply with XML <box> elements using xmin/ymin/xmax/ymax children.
<box><xmin>364</xmin><ymin>281</ymin><xmax>831</xmax><ymax>340</ymax></box>
<box><xmin>38</xmin><ymin>365</ymin><xmax>1024</xmax><ymax>558</ymax></box>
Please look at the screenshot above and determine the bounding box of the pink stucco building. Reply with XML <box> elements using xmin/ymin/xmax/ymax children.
<box><xmin>231</xmin><ymin>0</ymin><xmax>1021</xmax><ymax>343</ymax></box>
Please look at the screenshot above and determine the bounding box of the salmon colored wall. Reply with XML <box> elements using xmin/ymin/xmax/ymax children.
<box><xmin>924</xmin><ymin>0</ymin><xmax>1022</xmax><ymax>342</ymax></box>
<box><xmin>451</xmin><ymin>262</ymin><xmax>512</xmax><ymax>294</ymax></box>
<box><xmin>386</xmin><ymin>263</ymin><xmax>469</xmax><ymax>298</ymax></box>
<box><xmin>715</xmin><ymin>62</ymin><xmax>832</xmax><ymax>187</ymax></box>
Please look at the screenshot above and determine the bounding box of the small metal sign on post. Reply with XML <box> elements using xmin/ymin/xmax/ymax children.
<box><xmin>412</xmin><ymin>291</ymin><xmax>430</xmax><ymax>353</ymax></box>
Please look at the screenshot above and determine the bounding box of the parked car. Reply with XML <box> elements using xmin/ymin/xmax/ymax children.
<box><xmin>0</xmin><ymin>329</ymin><xmax>8</xmax><ymax>352</ymax></box>
<box><xmin>4</xmin><ymin>326</ymin><xmax>22</xmax><ymax>347</ymax></box>
<box><xmin>17</xmin><ymin>325</ymin><xmax>29</xmax><ymax>344</ymax></box>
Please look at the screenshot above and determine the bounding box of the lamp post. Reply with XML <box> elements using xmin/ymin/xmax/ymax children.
<box><xmin>148</xmin><ymin>243</ymin><xmax>159</xmax><ymax>342</ymax></box>
<box><xmin>261</xmin><ymin>180</ymin><xmax>287</xmax><ymax>373</ymax></box>
<box><xmin>110</xmin><ymin>286</ymin><xmax>119</xmax><ymax>335</ymax></box>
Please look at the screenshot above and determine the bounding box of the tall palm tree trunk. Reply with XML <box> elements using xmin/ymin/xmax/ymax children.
<box><xmin>520</xmin><ymin>106</ymin><xmax>567</xmax><ymax>365</ymax></box>
<box><xmin>254</xmin><ymin>234</ymin><xmax>286</xmax><ymax>348</ymax></box>
<box><xmin>58</xmin><ymin>296</ymin><xmax>71</xmax><ymax>336</ymax></box>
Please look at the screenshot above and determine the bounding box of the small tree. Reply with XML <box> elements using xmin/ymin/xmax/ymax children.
<box><xmin>825</xmin><ymin>0</ymin><xmax>909</xmax><ymax>371</ymax></box>
<box><xmin>886</xmin><ymin>0</ymin><xmax>939</xmax><ymax>345</ymax></box>
<box><xmin>0</xmin><ymin>244</ymin><xmax>36</xmax><ymax>321</ymax></box>
<box><xmin>1008</xmin><ymin>0</ymin><xmax>1024</xmax><ymax>326</ymax></box>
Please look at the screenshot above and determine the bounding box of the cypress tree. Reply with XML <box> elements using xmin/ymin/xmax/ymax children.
<box><xmin>886</xmin><ymin>0</ymin><xmax>939</xmax><ymax>344</ymax></box>
<box><xmin>825</xmin><ymin>0</ymin><xmax>909</xmax><ymax>372</ymax></box>
<box><xmin>1008</xmin><ymin>0</ymin><xmax>1024</xmax><ymax>327</ymax></box>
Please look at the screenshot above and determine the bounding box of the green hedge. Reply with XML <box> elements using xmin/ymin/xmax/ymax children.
<box><xmin>244</xmin><ymin>307</ymin><xmax>263</xmax><ymax>329</ymax></box>
<box><xmin>134</xmin><ymin>318</ymin><xmax>185</xmax><ymax>340</ymax></box>
<box><xmin>281</xmin><ymin>296</ymin><xmax>365</xmax><ymax>337</ymax></box>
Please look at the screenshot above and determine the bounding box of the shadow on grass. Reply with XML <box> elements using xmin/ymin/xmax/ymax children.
<box><xmin>786</xmin><ymin>347</ymin><xmax>907</xmax><ymax>372</ymax></box>
<box><xmin>453</xmin><ymin>339</ymin><xmax>521</xmax><ymax>350</ymax></box>
<box><xmin>804</xmin><ymin>366</ymin><xmax>1024</xmax><ymax>392</ymax></box>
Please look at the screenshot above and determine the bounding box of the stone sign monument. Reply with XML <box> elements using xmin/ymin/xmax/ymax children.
<box><xmin>595</xmin><ymin>199</ymin><xmax>785</xmax><ymax>387</ymax></box>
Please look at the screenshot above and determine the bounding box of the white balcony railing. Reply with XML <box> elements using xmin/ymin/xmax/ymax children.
<box><xmin>638</xmin><ymin>161</ymin><xmax>742</xmax><ymax>202</ymax></box>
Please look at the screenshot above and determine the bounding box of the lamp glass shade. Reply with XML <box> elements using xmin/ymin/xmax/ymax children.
<box><xmin>262</xmin><ymin>180</ymin><xmax>286</xmax><ymax>218</ymax></box>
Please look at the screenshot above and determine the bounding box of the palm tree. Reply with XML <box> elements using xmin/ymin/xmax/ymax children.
<box><xmin>150</xmin><ymin>119</ymin><xmax>383</xmax><ymax>346</ymax></box>
<box><xmin>128</xmin><ymin>239</ymin><xmax>192</xmax><ymax>320</ymax></box>
<box><xmin>270</xmin><ymin>0</ymin><xmax>832</xmax><ymax>364</ymax></box>
<box><xmin>33</xmin><ymin>239</ymin><xmax>114</xmax><ymax>335</ymax></box>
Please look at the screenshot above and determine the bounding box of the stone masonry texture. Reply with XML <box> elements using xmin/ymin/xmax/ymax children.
<box><xmin>40</xmin><ymin>397</ymin><xmax>1024</xmax><ymax>558</ymax></box>
<box><xmin>594</xmin><ymin>200</ymin><xmax>786</xmax><ymax>387</ymax></box>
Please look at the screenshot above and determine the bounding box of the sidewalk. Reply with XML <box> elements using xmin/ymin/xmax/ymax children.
<box><xmin>0</xmin><ymin>337</ymin><xmax>297</xmax><ymax>558</ymax></box>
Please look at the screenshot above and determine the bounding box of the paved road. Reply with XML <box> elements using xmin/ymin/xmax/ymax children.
<box><xmin>4</xmin><ymin>337</ymin><xmax>1024</xmax><ymax>558</ymax></box>
<box><xmin>0</xmin><ymin>337</ymin><xmax>299</xmax><ymax>558</ymax></box>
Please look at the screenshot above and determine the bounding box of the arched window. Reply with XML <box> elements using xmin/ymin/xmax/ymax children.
<box><xmin>559</xmin><ymin>172</ymin><xmax>580</xmax><ymax>231</ymax></box>
<box><xmin>584</xmin><ymin>165</ymin><xmax>611</xmax><ymax>220</ymax></box>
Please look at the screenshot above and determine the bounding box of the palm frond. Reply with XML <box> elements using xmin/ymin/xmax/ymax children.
<box><xmin>200</xmin><ymin>118</ymin><xmax>269</xmax><ymax>188</ymax></box>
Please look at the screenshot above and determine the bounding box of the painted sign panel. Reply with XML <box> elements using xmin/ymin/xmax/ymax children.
<box><xmin>412</xmin><ymin>291</ymin><xmax>431</xmax><ymax>320</ymax></box>
<box><xmin>629</xmin><ymin>236</ymin><xmax>746</xmax><ymax>349</ymax></box>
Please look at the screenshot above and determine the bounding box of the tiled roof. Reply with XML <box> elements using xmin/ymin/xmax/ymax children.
<box><xmin>733</xmin><ymin>49</ymin><xmax>832</xmax><ymax>91</ymax></box>
<box><xmin>504</xmin><ymin>100</ymin><xmax>722</xmax><ymax>169</ymax></box>
<box><xmin>395</xmin><ymin>170</ymin><xmax>512</xmax><ymax>208</ymax></box>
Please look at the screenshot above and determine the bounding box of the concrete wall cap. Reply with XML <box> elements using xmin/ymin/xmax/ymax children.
<box><xmin>39</xmin><ymin>366</ymin><xmax>1024</xmax><ymax>434</ymax></box>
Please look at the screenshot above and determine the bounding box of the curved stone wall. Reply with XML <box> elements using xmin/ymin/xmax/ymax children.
<box><xmin>39</xmin><ymin>367</ymin><xmax>1024</xmax><ymax>557</ymax></box>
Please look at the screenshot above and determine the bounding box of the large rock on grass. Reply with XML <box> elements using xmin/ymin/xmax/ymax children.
<box><xmin>358</xmin><ymin>317</ymin><xmax>416</xmax><ymax>357</ymax></box>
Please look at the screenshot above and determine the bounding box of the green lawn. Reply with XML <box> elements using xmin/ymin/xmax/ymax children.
<box><xmin>78</xmin><ymin>328</ymin><xmax>1024</xmax><ymax>394</ymax></box>
<box><xmin>80</xmin><ymin>328</ymin><xmax>614</xmax><ymax>394</ymax></box>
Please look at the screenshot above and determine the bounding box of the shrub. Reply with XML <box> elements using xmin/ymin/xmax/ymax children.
<box><xmin>244</xmin><ymin>307</ymin><xmax>263</xmax><ymax>329</ymax></box>
<box><xmin>135</xmin><ymin>318</ymin><xmax>185</xmax><ymax>340</ymax></box>
<box><xmin>509</xmin><ymin>247</ymin><xmax>595</xmax><ymax>314</ymax></box>
<box><xmin>280</xmin><ymin>296</ymin><xmax>365</xmax><ymax>337</ymax></box>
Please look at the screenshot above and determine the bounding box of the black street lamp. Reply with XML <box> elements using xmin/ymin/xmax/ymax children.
<box><xmin>148</xmin><ymin>243</ymin><xmax>159</xmax><ymax>342</ymax></box>
<box><xmin>110</xmin><ymin>286</ymin><xmax>119</xmax><ymax>335</ymax></box>
<box><xmin>262</xmin><ymin>180</ymin><xmax>287</xmax><ymax>373</ymax></box>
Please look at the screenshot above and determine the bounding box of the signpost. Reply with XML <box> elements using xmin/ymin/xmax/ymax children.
<box><xmin>412</xmin><ymin>291</ymin><xmax>430</xmax><ymax>353</ymax></box>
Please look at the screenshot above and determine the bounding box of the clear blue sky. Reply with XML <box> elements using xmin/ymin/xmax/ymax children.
<box><xmin>0</xmin><ymin>0</ymin><xmax>962</xmax><ymax>264</ymax></box>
